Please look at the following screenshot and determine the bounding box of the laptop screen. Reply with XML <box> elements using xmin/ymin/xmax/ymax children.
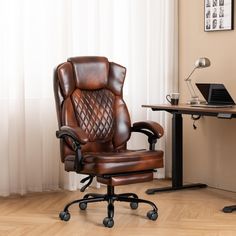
<box><xmin>196</xmin><ymin>83</ymin><xmax>235</xmax><ymax>105</ymax></box>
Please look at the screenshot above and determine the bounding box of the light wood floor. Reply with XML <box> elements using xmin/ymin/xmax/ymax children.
<box><xmin>0</xmin><ymin>180</ymin><xmax>236</xmax><ymax>236</ymax></box>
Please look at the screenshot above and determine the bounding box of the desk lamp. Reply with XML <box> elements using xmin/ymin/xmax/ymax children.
<box><xmin>185</xmin><ymin>57</ymin><xmax>211</xmax><ymax>104</ymax></box>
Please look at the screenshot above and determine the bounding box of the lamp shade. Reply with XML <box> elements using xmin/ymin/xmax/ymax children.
<box><xmin>195</xmin><ymin>57</ymin><xmax>211</xmax><ymax>68</ymax></box>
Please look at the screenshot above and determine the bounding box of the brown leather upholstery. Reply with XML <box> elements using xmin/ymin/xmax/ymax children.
<box><xmin>64</xmin><ymin>150</ymin><xmax>163</xmax><ymax>175</ymax></box>
<box><xmin>55</xmin><ymin>57</ymin><xmax>132</xmax><ymax>161</ymax></box>
<box><xmin>97</xmin><ymin>172</ymin><xmax>153</xmax><ymax>186</ymax></box>
<box><xmin>54</xmin><ymin>56</ymin><xmax>164</xmax><ymax>184</ymax></box>
<box><xmin>54</xmin><ymin>56</ymin><xmax>164</xmax><ymax>227</ymax></box>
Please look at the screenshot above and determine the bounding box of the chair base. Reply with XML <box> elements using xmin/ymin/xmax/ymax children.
<box><xmin>59</xmin><ymin>185</ymin><xmax>158</xmax><ymax>228</ymax></box>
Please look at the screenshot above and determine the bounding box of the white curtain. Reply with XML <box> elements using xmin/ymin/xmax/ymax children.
<box><xmin>0</xmin><ymin>0</ymin><xmax>178</xmax><ymax>196</ymax></box>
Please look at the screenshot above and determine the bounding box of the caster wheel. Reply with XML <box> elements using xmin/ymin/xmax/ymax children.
<box><xmin>223</xmin><ymin>207</ymin><xmax>233</xmax><ymax>213</ymax></box>
<box><xmin>59</xmin><ymin>211</ymin><xmax>71</xmax><ymax>221</ymax></box>
<box><xmin>103</xmin><ymin>217</ymin><xmax>114</xmax><ymax>228</ymax></box>
<box><xmin>147</xmin><ymin>210</ymin><xmax>158</xmax><ymax>221</ymax></box>
<box><xmin>79</xmin><ymin>202</ymin><xmax>87</xmax><ymax>210</ymax></box>
<box><xmin>130</xmin><ymin>202</ymin><xmax>138</xmax><ymax>210</ymax></box>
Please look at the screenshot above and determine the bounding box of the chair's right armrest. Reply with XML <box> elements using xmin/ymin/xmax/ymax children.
<box><xmin>56</xmin><ymin>126</ymin><xmax>88</xmax><ymax>146</ymax></box>
<box><xmin>56</xmin><ymin>126</ymin><xmax>88</xmax><ymax>173</ymax></box>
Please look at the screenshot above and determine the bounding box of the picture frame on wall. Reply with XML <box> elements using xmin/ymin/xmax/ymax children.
<box><xmin>204</xmin><ymin>0</ymin><xmax>234</xmax><ymax>31</ymax></box>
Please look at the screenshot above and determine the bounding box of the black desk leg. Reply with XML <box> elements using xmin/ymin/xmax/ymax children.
<box><xmin>222</xmin><ymin>205</ymin><xmax>236</xmax><ymax>213</ymax></box>
<box><xmin>146</xmin><ymin>113</ymin><xmax>207</xmax><ymax>195</ymax></box>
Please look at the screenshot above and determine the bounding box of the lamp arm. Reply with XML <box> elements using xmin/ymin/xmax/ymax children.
<box><xmin>184</xmin><ymin>67</ymin><xmax>198</xmax><ymax>99</ymax></box>
<box><xmin>186</xmin><ymin>80</ymin><xmax>198</xmax><ymax>98</ymax></box>
<box><xmin>185</xmin><ymin>67</ymin><xmax>197</xmax><ymax>81</ymax></box>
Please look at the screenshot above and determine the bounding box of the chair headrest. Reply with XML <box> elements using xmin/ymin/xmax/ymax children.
<box><xmin>68</xmin><ymin>57</ymin><xmax>109</xmax><ymax>90</ymax></box>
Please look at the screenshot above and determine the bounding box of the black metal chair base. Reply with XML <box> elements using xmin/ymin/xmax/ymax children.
<box><xmin>223</xmin><ymin>205</ymin><xmax>236</xmax><ymax>213</ymax></box>
<box><xmin>59</xmin><ymin>185</ymin><xmax>158</xmax><ymax>227</ymax></box>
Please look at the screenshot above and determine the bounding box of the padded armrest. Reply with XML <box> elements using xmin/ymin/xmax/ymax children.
<box><xmin>56</xmin><ymin>126</ymin><xmax>88</xmax><ymax>173</ymax></box>
<box><xmin>132</xmin><ymin>121</ymin><xmax>164</xmax><ymax>138</ymax></box>
<box><xmin>56</xmin><ymin>126</ymin><xmax>89</xmax><ymax>145</ymax></box>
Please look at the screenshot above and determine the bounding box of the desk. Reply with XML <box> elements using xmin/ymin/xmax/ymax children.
<box><xmin>142</xmin><ymin>104</ymin><xmax>236</xmax><ymax>213</ymax></box>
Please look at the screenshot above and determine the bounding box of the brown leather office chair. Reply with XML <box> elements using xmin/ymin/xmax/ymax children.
<box><xmin>54</xmin><ymin>56</ymin><xmax>164</xmax><ymax>228</ymax></box>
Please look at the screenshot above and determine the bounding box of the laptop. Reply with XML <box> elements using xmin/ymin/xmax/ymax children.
<box><xmin>191</xmin><ymin>83</ymin><xmax>235</xmax><ymax>108</ymax></box>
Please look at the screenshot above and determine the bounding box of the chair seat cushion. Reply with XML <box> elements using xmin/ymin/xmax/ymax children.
<box><xmin>64</xmin><ymin>150</ymin><xmax>163</xmax><ymax>175</ymax></box>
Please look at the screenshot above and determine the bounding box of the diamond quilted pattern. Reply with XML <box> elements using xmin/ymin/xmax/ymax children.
<box><xmin>72</xmin><ymin>89</ymin><xmax>115</xmax><ymax>142</ymax></box>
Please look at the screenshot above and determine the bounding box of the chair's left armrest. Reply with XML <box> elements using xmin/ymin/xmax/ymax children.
<box><xmin>131</xmin><ymin>121</ymin><xmax>164</xmax><ymax>150</ymax></box>
<box><xmin>132</xmin><ymin>121</ymin><xmax>164</xmax><ymax>138</ymax></box>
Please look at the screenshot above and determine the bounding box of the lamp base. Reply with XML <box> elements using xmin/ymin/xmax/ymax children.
<box><xmin>187</xmin><ymin>97</ymin><xmax>206</xmax><ymax>105</ymax></box>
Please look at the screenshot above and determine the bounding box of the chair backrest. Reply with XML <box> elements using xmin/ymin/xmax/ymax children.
<box><xmin>54</xmin><ymin>57</ymin><xmax>131</xmax><ymax>161</ymax></box>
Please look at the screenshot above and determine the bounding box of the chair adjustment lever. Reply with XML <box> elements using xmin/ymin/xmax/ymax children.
<box><xmin>80</xmin><ymin>175</ymin><xmax>91</xmax><ymax>183</ymax></box>
<box><xmin>80</xmin><ymin>175</ymin><xmax>94</xmax><ymax>192</ymax></box>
